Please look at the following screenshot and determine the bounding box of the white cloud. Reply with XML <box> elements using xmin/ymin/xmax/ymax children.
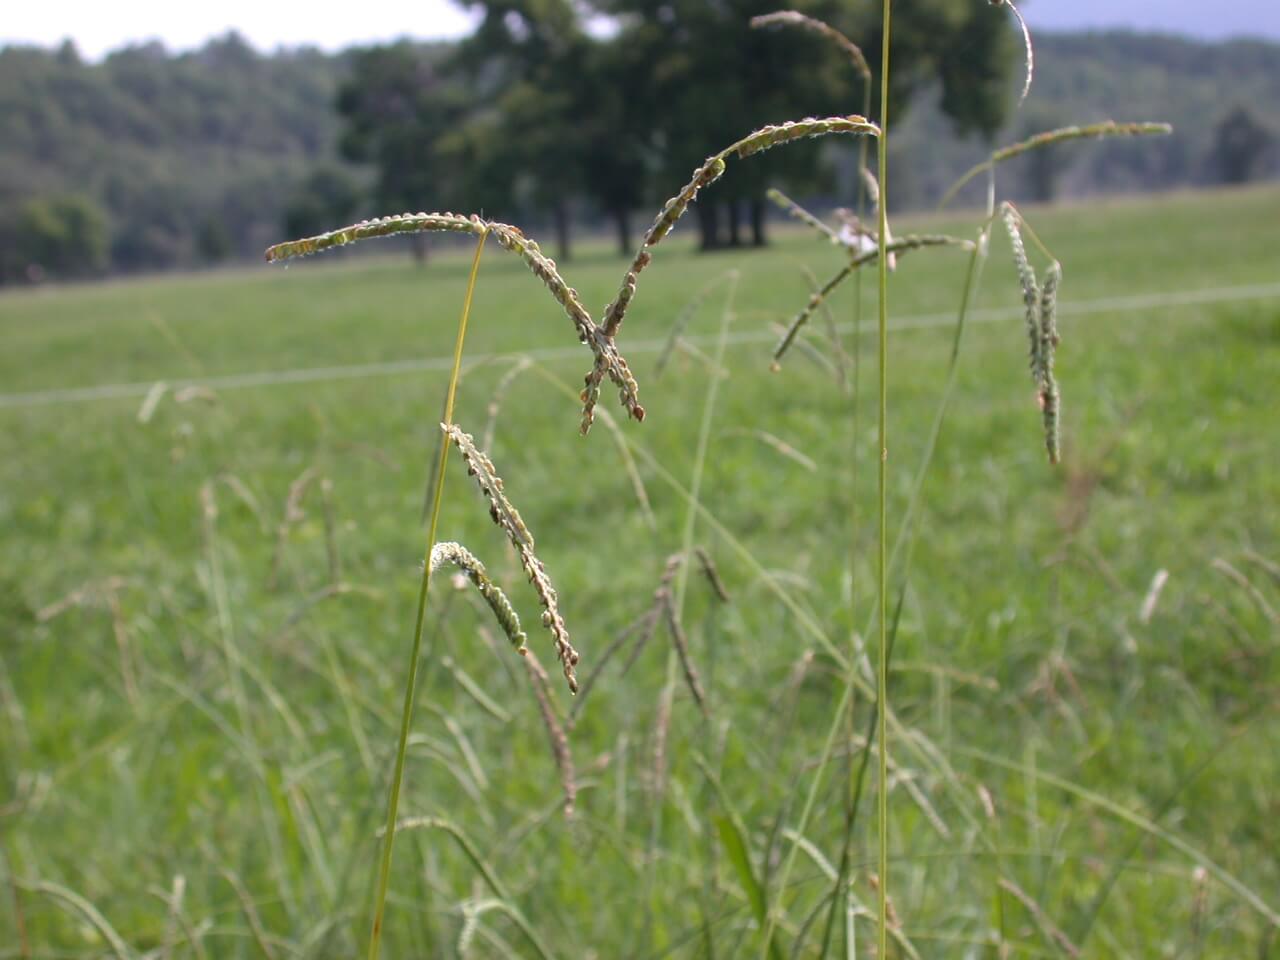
<box><xmin>0</xmin><ymin>0</ymin><xmax>480</xmax><ymax>59</ymax></box>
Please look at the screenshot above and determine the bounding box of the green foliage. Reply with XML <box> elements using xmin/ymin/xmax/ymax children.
<box><xmin>1211</xmin><ymin>106</ymin><xmax>1275</xmax><ymax>184</ymax></box>
<box><xmin>282</xmin><ymin>165</ymin><xmax>362</xmax><ymax>243</ymax></box>
<box><xmin>0</xmin><ymin>193</ymin><xmax>108</xmax><ymax>283</ymax></box>
<box><xmin>2</xmin><ymin>186</ymin><xmax>1278</xmax><ymax>956</ymax></box>
<box><xmin>3</xmin><ymin>28</ymin><xmax>1279</xmax><ymax>280</ymax></box>
<box><xmin>597</xmin><ymin>0</ymin><xmax>872</xmax><ymax>249</ymax></box>
<box><xmin>336</xmin><ymin>42</ymin><xmax>463</xmax><ymax>213</ymax></box>
<box><xmin>451</xmin><ymin>1</ymin><xmax>595</xmax><ymax>259</ymax></box>
<box><xmin>0</xmin><ymin>35</ymin><xmax>351</xmax><ymax>277</ymax></box>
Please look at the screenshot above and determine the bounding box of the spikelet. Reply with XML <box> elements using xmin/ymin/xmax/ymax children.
<box><xmin>1038</xmin><ymin>262</ymin><xmax>1062</xmax><ymax>464</ymax></box>
<box><xmin>860</xmin><ymin>167</ymin><xmax>881</xmax><ymax>209</ymax></box>
<box><xmin>264</xmin><ymin>211</ymin><xmax>484</xmax><ymax>260</ymax></box>
<box><xmin>428</xmin><ymin>541</ymin><xmax>527</xmax><ymax>655</ymax></box>
<box><xmin>597</xmin><ymin>116</ymin><xmax>877</xmax><ymax>334</ymax></box>
<box><xmin>771</xmin><ymin>234</ymin><xmax>973</xmax><ymax>365</ymax></box>
<box><xmin>766</xmin><ymin>187</ymin><xmax>843</xmax><ymax>246</ymax></box>
<box><xmin>734</xmin><ymin>115</ymin><xmax>879</xmax><ymax>158</ymax></box>
<box><xmin>1002</xmin><ymin>204</ymin><xmax>1064</xmax><ymax>465</ymax></box>
<box><xmin>941</xmin><ymin>121</ymin><xmax>1173</xmax><ymax>208</ymax></box>
<box><xmin>751</xmin><ymin>11</ymin><xmax>871</xmax><ymax>82</ymax></box>
<box><xmin>643</xmin><ymin>158</ymin><xmax>728</xmax><ymax>252</ymax></box>
<box><xmin>486</xmin><ymin>223</ymin><xmax>594</xmax><ymax>344</ymax></box>
<box><xmin>693</xmin><ymin>547</ymin><xmax>730</xmax><ymax>603</ymax></box>
<box><xmin>265</xmin><ymin>212</ymin><xmax>643</xmax><ymax>432</ymax></box>
<box><xmin>1002</xmin><ymin>205</ymin><xmax>1041</xmax><ymax>381</ymax></box>
<box><xmin>662</xmin><ymin>598</ymin><xmax>708</xmax><ymax>715</ymax></box>
<box><xmin>523</xmin><ymin>649</ymin><xmax>577</xmax><ymax>817</ymax></box>
<box><xmin>442</xmin><ymin>423</ymin><xmax>579</xmax><ymax>692</ymax></box>
<box><xmin>584</xmin><ymin>115</ymin><xmax>878</xmax><ymax>430</ymax></box>
<box><xmin>992</xmin><ymin>121</ymin><xmax>1173</xmax><ymax>163</ymax></box>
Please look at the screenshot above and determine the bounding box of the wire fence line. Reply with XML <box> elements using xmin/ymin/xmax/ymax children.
<box><xmin>2</xmin><ymin>279</ymin><xmax>1278</xmax><ymax>411</ymax></box>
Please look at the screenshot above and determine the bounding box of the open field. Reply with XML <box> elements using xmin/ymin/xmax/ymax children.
<box><xmin>2</xmin><ymin>184</ymin><xmax>1279</xmax><ymax>958</ymax></box>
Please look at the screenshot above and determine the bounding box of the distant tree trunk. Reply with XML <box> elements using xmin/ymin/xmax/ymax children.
<box><xmin>696</xmin><ymin>201</ymin><xmax>720</xmax><ymax>251</ymax></box>
<box><xmin>727</xmin><ymin>200</ymin><xmax>742</xmax><ymax>247</ymax></box>
<box><xmin>613</xmin><ymin>207</ymin><xmax>632</xmax><ymax>257</ymax></box>
<box><xmin>409</xmin><ymin>233</ymin><xmax>429</xmax><ymax>266</ymax></box>
<box><xmin>750</xmin><ymin>198</ymin><xmax>768</xmax><ymax>247</ymax></box>
<box><xmin>1028</xmin><ymin>148</ymin><xmax>1059</xmax><ymax>203</ymax></box>
<box><xmin>1213</xmin><ymin>106</ymin><xmax>1273</xmax><ymax>184</ymax></box>
<box><xmin>554</xmin><ymin>200</ymin><xmax>572</xmax><ymax>262</ymax></box>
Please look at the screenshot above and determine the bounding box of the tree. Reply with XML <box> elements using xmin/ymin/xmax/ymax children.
<box><xmin>1016</xmin><ymin>105</ymin><xmax>1071</xmax><ymax>203</ymax></box>
<box><xmin>1210</xmin><ymin>106</ymin><xmax>1274</xmax><ymax>185</ymax></box>
<box><xmin>0</xmin><ymin>194</ymin><xmax>108</xmax><ymax>283</ymax></box>
<box><xmin>336</xmin><ymin>42</ymin><xmax>471</xmax><ymax>263</ymax></box>
<box><xmin>449</xmin><ymin>1</ymin><xmax>595</xmax><ymax>261</ymax></box>
<box><xmin>283</xmin><ymin>165</ymin><xmax>362</xmax><ymax>242</ymax></box>
<box><xmin>591</xmin><ymin>0</ymin><xmax>1018</xmax><ymax>250</ymax></box>
<box><xmin>588</xmin><ymin>0</ymin><xmax>854</xmax><ymax>250</ymax></box>
<box><xmin>576</xmin><ymin>42</ymin><xmax>651</xmax><ymax>256</ymax></box>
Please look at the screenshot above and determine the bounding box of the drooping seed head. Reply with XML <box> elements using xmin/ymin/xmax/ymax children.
<box><xmin>442</xmin><ymin>423</ymin><xmax>580</xmax><ymax>691</ymax></box>
<box><xmin>265</xmin><ymin>212</ymin><xmax>643</xmax><ymax>434</ymax></box>
<box><xmin>429</xmin><ymin>541</ymin><xmax>528</xmax><ymax>654</ymax></box>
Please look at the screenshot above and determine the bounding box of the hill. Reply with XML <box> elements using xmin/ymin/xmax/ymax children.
<box><xmin>1</xmin><ymin>29</ymin><xmax>1277</xmax><ymax>282</ymax></box>
<box><xmin>0</xmin><ymin>34</ymin><xmax>354</xmax><ymax>279</ymax></box>
<box><xmin>895</xmin><ymin>31</ymin><xmax>1280</xmax><ymax>208</ymax></box>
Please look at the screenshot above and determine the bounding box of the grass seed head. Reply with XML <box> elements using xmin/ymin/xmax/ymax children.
<box><xmin>1002</xmin><ymin>204</ymin><xmax>1041</xmax><ymax>382</ymax></box>
<box><xmin>429</xmin><ymin>541</ymin><xmax>528</xmax><ymax>655</ymax></box>
<box><xmin>597</xmin><ymin>115</ymin><xmax>877</xmax><ymax>349</ymax></box>
<box><xmin>266</xmin><ymin>212</ymin><xmax>643</xmax><ymax>433</ymax></box>
<box><xmin>1038</xmin><ymin>262</ymin><xmax>1063</xmax><ymax>464</ymax></box>
<box><xmin>442</xmin><ymin>423</ymin><xmax>580</xmax><ymax>692</ymax></box>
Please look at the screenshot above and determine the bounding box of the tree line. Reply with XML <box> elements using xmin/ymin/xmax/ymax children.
<box><xmin>1</xmin><ymin>4</ymin><xmax>1276</xmax><ymax>285</ymax></box>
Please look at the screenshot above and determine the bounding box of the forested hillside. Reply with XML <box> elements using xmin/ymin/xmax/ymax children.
<box><xmin>1</xmin><ymin>28</ymin><xmax>1276</xmax><ymax>284</ymax></box>
<box><xmin>0</xmin><ymin>34</ymin><xmax>358</xmax><ymax>282</ymax></box>
<box><xmin>896</xmin><ymin>31</ymin><xmax>1280</xmax><ymax>207</ymax></box>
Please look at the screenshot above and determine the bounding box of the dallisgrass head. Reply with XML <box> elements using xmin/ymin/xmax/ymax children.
<box><xmin>442</xmin><ymin>422</ymin><xmax>579</xmax><ymax>693</ymax></box>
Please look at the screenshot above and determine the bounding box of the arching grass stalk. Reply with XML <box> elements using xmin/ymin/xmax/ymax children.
<box><xmin>875</xmin><ymin>2</ymin><xmax>893</xmax><ymax>958</ymax></box>
<box><xmin>826</xmin><ymin>71</ymin><xmax>877</xmax><ymax>960</ymax></box>
<box><xmin>367</xmin><ymin>230</ymin><xmax>489</xmax><ymax>960</ymax></box>
<box><xmin>938</xmin><ymin>121</ymin><xmax>1172</xmax><ymax>210</ymax></box>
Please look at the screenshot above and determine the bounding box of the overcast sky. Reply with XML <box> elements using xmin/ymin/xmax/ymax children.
<box><xmin>3</xmin><ymin>1</ymin><xmax>1279</xmax><ymax>59</ymax></box>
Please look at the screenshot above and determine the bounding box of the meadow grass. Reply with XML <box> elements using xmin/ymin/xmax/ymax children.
<box><xmin>2</xmin><ymin>184</ymin><xmax>1279</xmax><ymax>957</ymax></box>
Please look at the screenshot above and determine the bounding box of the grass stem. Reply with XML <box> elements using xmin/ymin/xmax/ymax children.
<box><xmin>876</xmin><ymin>3</ymin><xmax>893</xmax><ymax>958</ymax></box>
<box><xmin>366</xmin><ymin>230</ymin><xmax>489</xmax><ymax>960</ymax></box>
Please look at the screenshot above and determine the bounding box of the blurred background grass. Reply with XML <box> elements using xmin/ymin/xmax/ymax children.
<box><xmin>2</xmin><ymin>182</ymin><xmax>1277</xmax><ymax>956</ymax></box>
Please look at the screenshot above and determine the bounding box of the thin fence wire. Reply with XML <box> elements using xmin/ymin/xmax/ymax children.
<box><xmin>2</xmin><ymin>280</ymin><xmax>1277</xmax><ymax>410</ymax></box>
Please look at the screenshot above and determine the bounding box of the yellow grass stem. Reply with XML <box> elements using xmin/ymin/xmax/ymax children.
<box><xmin>876</xmin><ymin>3</ymin><xmax>893</xmax><ymax>958</ymax></box>
<box><xmin>366</xmin><ymin>229</ymin><xmax>489</xmax><ymax>960</ymax></box>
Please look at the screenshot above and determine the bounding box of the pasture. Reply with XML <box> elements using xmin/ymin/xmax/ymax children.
<box><xmin>2</xmin><ymin>183</ymin><xmax>1278</xmax><ymax>958</ymax></box>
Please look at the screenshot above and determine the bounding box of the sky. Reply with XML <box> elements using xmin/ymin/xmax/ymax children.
<box><xmin>2</xmin><ymin>0</ymin><xmax>1279</xmax><ymax>59</ymax></box>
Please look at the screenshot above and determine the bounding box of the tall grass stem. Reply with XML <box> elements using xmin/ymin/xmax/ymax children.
<box><xmin>366</xmin><ymin>230</ymin><xmax>489</xmax><ymax>960</ymax></box>
<box><xmin>875</xmin><ymin>3</ymin><xmax>893</xmax><ymax>957</ymax></box>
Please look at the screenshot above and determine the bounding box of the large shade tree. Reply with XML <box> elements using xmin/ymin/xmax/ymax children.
<box><xmin>590</xmin><ymin>0</ymin><xmax>1019</xmax><ymax>248</ymax></box>
<box><xmin>336</xmin><ymin>42</ymin><xmax>480</xmax><ymax>262</ymax></box>
<box><xmin>334</xmin><ymin>1</ymin><xmax>1021</xmax><ymax>258</ymax></box>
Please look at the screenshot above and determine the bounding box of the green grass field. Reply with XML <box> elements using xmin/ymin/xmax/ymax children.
<box><xmin>2</xmin><ymin>184</ymin><xmax>1278</xmax><ymax>958</ymax></box>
